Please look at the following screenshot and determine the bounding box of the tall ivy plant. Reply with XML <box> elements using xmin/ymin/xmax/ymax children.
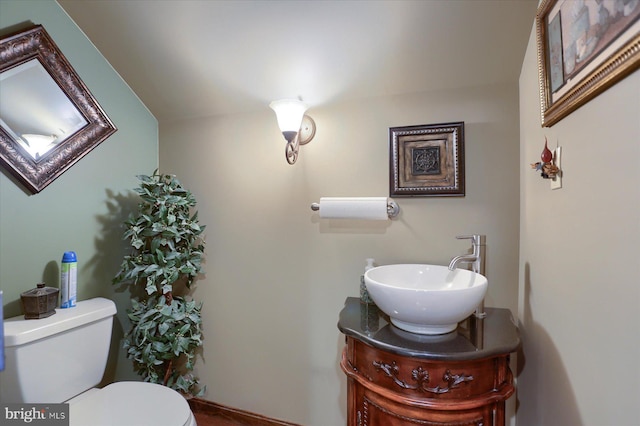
<box><xmin>113</xmin><ymin>171</ymin><xmax>206</xmax><ymax>397</ymax></box>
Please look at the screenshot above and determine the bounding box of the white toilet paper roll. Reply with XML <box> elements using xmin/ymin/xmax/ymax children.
<box><xmin>318</xmin><ymin>197</ymin><xmax>389</xmax><ymax>220</ymax></box>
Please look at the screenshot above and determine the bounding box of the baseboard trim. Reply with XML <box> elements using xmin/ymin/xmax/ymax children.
<box><xmin>188</xmin><ymin>398</ymin><xmax>301</xmax><ymax>426</ymax></box>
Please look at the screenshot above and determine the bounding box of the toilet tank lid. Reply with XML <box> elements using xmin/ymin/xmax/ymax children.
<box><xmin>4</xmin><ymin>297</ymin><xmax>117</xmax><ymax>347</ymax></box>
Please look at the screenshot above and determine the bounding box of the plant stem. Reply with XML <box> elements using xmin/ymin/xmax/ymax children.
<box><xmin>163</xmin><ymin>358</ymin><xmax>173</xmax><ymax>386</ymax></box>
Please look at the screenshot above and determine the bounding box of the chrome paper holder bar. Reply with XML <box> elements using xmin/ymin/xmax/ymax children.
<box><xmin>310</xmin><ymin>200</ymin><xmax>400</xmax><ymax>219</ymax></box>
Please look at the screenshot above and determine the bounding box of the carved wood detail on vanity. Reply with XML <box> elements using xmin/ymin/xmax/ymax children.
<box><xmin>373</xmin><ymin>360</ymin><xmax>474</xmax><ymax>395</ymax></box>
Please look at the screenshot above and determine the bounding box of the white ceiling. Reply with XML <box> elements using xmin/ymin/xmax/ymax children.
<box><xmin>58</xmin><ymin>0</ymin><xmax>538</xmax><ymax>123</ymax></box>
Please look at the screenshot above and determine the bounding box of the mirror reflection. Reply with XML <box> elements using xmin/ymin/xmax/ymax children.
<box><xmin>0</xmin><ymin>59</ymin><xmax>88</xmax><ymax>160</ymax></box>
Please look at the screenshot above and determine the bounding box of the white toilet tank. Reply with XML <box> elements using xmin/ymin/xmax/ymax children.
<box><xmin>0</xmin><ymin>297</ymin><xmax>117</xmax><ymax>403</ymax></box>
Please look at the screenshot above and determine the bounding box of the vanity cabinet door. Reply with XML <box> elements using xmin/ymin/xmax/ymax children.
<box><xmin>356</xmin><ymin>386</ymin><xmax>491</xmax><ymax>426</ymax></box>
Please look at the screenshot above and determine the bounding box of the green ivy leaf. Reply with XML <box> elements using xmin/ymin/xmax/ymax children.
<box><xmin>158</xmin><ymin>322</ymin><xmax>170</xmax><ymax>336</ymax></box>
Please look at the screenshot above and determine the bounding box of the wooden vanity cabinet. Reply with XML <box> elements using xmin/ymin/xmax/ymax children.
<box><xmin>341</xmin><ymin>337</ymin><xmax>513</xmax><ymax>426</ymax></box>
<box><xmin>338</xmin><ymin>298</ymin><xmax>520</xmax><ymax>426</ymax></box>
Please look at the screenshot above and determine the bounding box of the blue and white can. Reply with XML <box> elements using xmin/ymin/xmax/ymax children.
<box><xmin>60</xmin><ymin>251</ymin><xmax>77</xmax><ymax>308</ymax></box>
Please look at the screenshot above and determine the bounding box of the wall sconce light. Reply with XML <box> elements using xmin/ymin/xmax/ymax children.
<box><xmin>269</xmin><ymin>99</ymin><xmax>316</xmax><ymax>165</ymax></box>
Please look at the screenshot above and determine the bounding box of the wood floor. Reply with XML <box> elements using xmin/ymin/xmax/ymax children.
<box><xmin>192</xmin><ymin>410</ymin><xmax>246</xmax><ymax>426</ymax></box>
<box><xmin>188</xmin><ymin>398</ymin><xmax>301</xmax><ymax>426</ymax></box>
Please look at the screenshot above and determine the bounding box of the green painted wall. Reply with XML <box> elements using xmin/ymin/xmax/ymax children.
<box><xmin>1</xmin><ymin>0</ymin><xmax>158</xmax><ymax>381</ymax></box>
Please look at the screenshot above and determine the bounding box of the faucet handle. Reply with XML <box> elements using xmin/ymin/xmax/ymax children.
<box><xmin>455</xmin><ymin>234</ymin><xmax>485</xmax><ymax>245</ymax></box>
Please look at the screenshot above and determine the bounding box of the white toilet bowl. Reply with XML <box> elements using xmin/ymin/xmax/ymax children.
<box><xmin>68</xmin><ymin>381</ymin><xmax>196</xmax><ymax>426</ymax></box>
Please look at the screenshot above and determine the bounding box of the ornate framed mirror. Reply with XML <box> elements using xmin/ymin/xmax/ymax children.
<box><xmin>0</xmin><ymin>24</ymin><xmax>116</xmax><ymax>194</ymax></box>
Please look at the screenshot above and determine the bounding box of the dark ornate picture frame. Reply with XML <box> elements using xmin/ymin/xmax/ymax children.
<box><xmin>536</xmin><ymin>0</ymin><xmax>640</xmax><ymax>127</ymax></box>
<box><xmin>389</xmin><ymin>122</ymin><xmax>465</xmax><ymax>197</ymax></box>
<box><xmin>0</xmin><ymin>24</ymin><xmax>116</xmax><ymax>194</ymax></box>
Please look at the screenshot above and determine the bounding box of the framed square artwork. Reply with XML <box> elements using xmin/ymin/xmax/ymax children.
<box><xmin>389</xmin><ymin>122</ymin><xmax>465</xmax><ymax>197</ymax></box>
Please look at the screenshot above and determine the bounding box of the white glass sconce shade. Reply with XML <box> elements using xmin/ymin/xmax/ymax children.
<box><xmin>269</xmin><ymin>99</ymin><xmax>308</xmax><ymax>142</ymax></box>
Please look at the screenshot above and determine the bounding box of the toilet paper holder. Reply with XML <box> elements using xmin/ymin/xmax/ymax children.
<box><xmin>310</xmin><ymin>199</ymin><xmax>400</xmax><ymax>219</ymax></box>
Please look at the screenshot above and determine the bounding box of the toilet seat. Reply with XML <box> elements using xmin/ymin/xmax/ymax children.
<box><xmin>69</xmin><ymin>381</ymin><xmax>196</xmax><ymax>426</ymax></box>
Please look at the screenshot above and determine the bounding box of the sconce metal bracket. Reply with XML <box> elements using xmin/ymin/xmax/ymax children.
<box><xmin>285</xmin><ymin>115</ymin><xmax>316</xmax><ymax>165</ymax></box>
<box><xmin>298</xmin><ymin>115</ymin><xmax>316</xmax><ymax>145</ymax></box>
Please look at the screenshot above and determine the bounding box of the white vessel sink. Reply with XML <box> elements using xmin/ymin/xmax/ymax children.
<box><xmin>364</xmin><ymin>264</ymin><xmax>487</xmax><ymax>335</ymax></box>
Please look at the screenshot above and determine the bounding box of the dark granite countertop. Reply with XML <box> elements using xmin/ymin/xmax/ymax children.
<box><xmin>338</xmin><ymin>297</ymin><xmax>520</xmax><ymax>361</ymax></box>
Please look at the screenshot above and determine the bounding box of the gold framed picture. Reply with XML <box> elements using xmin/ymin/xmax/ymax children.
<box><xmin>536</xmin><ymin>0</ymin><xmax>640</xmax><ymax>127</ymax></box>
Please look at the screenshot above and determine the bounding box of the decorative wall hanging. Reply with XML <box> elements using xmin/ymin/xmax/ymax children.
<box><xmin>389</xmin><ymin>122</ymin><xmax>465</xmax><ymax>197</ymax></box>
<box><xmin>536</xmin><ymin>0</ymin><xmax>640</xmax><ymax>127</ymax></box>
<box><xmin>531</xmin><ymin>137</ymin><xmax>561</xmax><ymax>179</ymax></box>
<box><xmin>0</xmin><ymin>25</ymin><xmax>117</xmax><ymax>194</ymax></box>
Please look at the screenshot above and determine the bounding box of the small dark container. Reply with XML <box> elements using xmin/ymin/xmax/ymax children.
<box><xmin>20</xmin><ymin>283</ymin><xmax>59</xmax><ymax>319</ymax></box>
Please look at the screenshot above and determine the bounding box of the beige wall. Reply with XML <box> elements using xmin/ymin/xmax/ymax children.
<box><xmin>518</xmin><ymin>25</ymin><xmax>640</xmax><ymax>426</ymax></box>
<box><xmin>160</xmin><ymin>83</ymin><xmax>521</xmax><ymax>425</ymax></box>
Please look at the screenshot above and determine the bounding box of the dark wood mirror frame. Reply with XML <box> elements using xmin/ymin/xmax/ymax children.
<box><xmin>0</xmin><ymin>24</ymin><xmax>116</xmax><ymax>194</ymax></box>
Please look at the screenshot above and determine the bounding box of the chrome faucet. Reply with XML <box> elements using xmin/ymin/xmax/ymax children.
<box><xmin>449</xmin><ymin>234</ymin><xmax>486</xmax><ymax>318</ymax></box>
